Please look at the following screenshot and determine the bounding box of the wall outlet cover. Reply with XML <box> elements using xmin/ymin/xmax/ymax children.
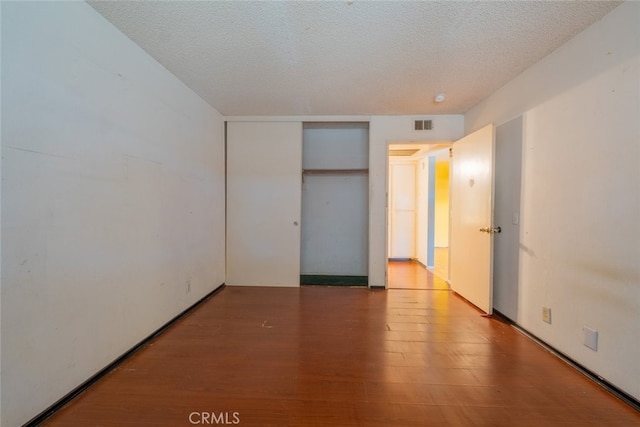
<box><xmin>583</xmin><ymin>326</ymin><xmax>598</xmax><ymax>351</ymax></box>
<box><xmin>542</xmin><ymin>307</ymin><xmax>552</xmax><ymax>324</ymax></box>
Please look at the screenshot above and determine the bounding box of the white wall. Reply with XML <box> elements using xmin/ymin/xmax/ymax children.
<box><xmin>302</xmin><ymin>123</ymin><xmax>369</xmax><ymax>170</ymax></box>
<box><xmin>465</xmin><ymin>2</ymin><xmax>640</xmax><ymax>400</ymax></box>
<box><xmin>1</xmin><ymin>3</ymin><xmax>226</xmax><ymax>426</ymax></box>
<box><xmin>433</xmin><ymin>160</ymin><xmax>450</xmax><ymax>248</ymax></box>
<box><xmin>369</xmin><ymin>115</ymin><xmax>464</xmax><ymax>287</ymax></box>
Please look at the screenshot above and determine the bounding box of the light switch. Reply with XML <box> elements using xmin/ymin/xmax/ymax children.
<box><xmin>512</xmin><ymin>212</ymin><xmax>520</xmax><ymax>225</ymax></box>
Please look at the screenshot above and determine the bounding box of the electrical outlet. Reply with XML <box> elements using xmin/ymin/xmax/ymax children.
<box><xmin>542</xmin><ymin>307</ymin><xmax>552</xmax><ymax>324</ymax></box>
<box><xmin>584</xmin><ymin>326</ymin><xmax>598</xmax><ymax>351</ymax></box>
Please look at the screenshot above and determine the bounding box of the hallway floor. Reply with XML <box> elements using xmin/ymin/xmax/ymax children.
<box><xmin>388</xmin><ymin>248</ymin><xmax>449</xmax><ymax>290</ymax></box>
<box><xmin>44</xmin><ymin>286</ymin><xmax>639</xmax><ymax>426</ymax></box>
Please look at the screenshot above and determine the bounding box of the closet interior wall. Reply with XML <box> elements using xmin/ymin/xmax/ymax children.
<box><xmin>301</xmin><ymin>122</ymin><xmax>369</xmax><ymax>285</ymax></box>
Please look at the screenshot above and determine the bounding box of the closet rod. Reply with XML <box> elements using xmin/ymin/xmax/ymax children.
<box><xmin>302</xmin><ymin>168</ymin><xmax>369</xmax><ymax>175</ymax></box>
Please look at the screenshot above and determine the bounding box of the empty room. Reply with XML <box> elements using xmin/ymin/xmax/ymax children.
<box><xmin>2</xmin><ymin>1</ymin><xmax>639</xmax><ymax>426</ymax></box>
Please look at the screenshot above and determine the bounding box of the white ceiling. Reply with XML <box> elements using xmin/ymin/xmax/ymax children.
<box><xmin>89</xmin><ymin>1</ymin><xmax>621</xmax><ymax>116</ymax></box>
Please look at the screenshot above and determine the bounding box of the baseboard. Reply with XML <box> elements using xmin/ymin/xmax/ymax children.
<box><xmin>493</xmin><ymin>310</ymin><xmax>640</xmax><ymax>413</ymax></box>
<box><xmin>415</xmin><ymin>259</ymin><xmax>427</xmax><ymax>268</ymax></box>
<box><xmin>23</xmin><ymin>283</ymin><xmax>226</xmax><ymax>427</ymax></box>
<box><xmin>388</xmin><ymin>258</ymin><xmax>434</xmax><ymax>269</ymax></box>
<box><xmin>300</xmin><ymin>275</ymin><xmax>368</xmax><ymax>286</ymax></box>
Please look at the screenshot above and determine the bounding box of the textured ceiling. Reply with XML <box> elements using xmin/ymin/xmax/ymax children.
<box><xmin>89</xmin><ymin>1</ymin><xmax>621</xmax><ymax>116</ymax></box>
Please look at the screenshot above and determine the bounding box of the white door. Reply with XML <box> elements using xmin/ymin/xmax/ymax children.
<box><xmin>388</xmin><ymin>162</ymin><xmax>416</xmax><ymax>259</ymax></box>
<box><xmin>226</xmin><ymin>121</ymin><xmax>302</xmax><ymax>287</ymax></box>
<box><xmin>493</xmin><ymin>117</ymin><xmax>523</xmax><ymax>320</ymax></box>
<box><xmin>449</xmin><ymin>124</ymin><xmax>496</xmax><ymax>314</ymax></box>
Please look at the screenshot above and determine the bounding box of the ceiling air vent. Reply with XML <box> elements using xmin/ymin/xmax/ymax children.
<box><xmin>414</xmin><ymin>119</ymin><xmax>433</xmax><ymax>131</ymax></box>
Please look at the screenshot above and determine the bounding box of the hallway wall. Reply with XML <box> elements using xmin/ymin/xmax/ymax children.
<box><xmin>465</xmin><ymin>1</ymin><xmax>640</xmax><ymax>400</ymax></box>
<box><xmin>434</xmin><ymin>161</ymin><xmax>450</xmax><ymax>248</ymax></box>
<box><xmin>1</xmin><ymin>3</ymin><xmax>226</xmax><ymax>425</ymax></box>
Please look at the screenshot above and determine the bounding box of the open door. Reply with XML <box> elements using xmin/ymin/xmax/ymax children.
<box><xmin>449</xmin><ymin>124</ymin><xmax>496</xmax><ymax>314</ymax></box>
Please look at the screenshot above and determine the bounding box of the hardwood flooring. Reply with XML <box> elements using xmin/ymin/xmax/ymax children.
<box><xmin>43</xmin><ymin>285</ymin><xmax>639</xmax><ymax>426</ymax></box>
<box><xmin>430</xmin><ymin>247</ymin><xmax>449</xmax><ymax>282</ymax></box>
<box><xmin>388</xmin><ymin>248</ymin><xmax>449</xmax><ymax>290</ymax></box>
<box><xmin>388</xmin><ymin>260</ymin><xmax>447</xmax><ymax>290</ymax></box>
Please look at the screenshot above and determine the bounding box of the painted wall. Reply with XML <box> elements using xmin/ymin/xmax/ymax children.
<box><xmin>1</xmin><ymin>3</ymin><xmax>226</xmax><ymax>426</ymax></box>
<box><xmin>465</xmin><ymin>2</ymin><xmax>640</xmax><ymax>400</ymax></box>
<box><xmin>434</xmin><ymin>161</ymin><xmax>450</xmax><ymax>248</ymax></box>
<box><xmin>302</xmin><ymin>123</ymin><xmax>369</xmax><ymax>170</ymax></box>
<box><xmin>369</xmin><ymin>116</ymin><xmax>465</xmax><ymax>287</ymax></box>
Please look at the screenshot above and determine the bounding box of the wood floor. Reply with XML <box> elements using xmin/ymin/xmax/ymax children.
<box><xmin>430</xmin><ymin>247</ymin><xmax>449</xmax><ymax>282</ymax></box>
<box><xmin>388</xmin><ymin>248</ymin><xmax>449</xmax><ymax>290</ymax></box>
<box><xmin>43</xmin><ymin>285</ymin><xmax>639</xmax><ymax>426</ymax></box>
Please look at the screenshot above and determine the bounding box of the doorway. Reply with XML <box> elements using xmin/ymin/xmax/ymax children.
<box><xmin>387</xmin><ymin>143</ymin><xmax>451</xmax><ymax>289</ymax></box>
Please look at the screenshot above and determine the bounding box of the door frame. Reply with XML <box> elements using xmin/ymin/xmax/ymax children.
<box><xmin>385</xmin><ymin>142</ymin><xmax>452</xmax><ymax>287</ymax></box>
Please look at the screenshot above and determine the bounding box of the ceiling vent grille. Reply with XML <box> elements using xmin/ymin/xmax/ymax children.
<box><xmin>414</xmin><ymin>119</ymin><xmax>433</xmax><ymax>131</ymax></box>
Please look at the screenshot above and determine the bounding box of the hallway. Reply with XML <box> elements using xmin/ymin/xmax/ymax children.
<box><xmin>43</xmin><ymin>286</ymin><xmax>640</xmax><ymax>426</ymax></box>
<box><xmin>388</xmin><ymin>248</ymin><xmax>449</xmax><ymax>290</ymax></box>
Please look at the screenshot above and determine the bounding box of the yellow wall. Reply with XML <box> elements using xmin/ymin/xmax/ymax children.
<box><xmin>434</xmin><ymin>160</ymin><xmax>449</xmax><ymax>247</ymax></box>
